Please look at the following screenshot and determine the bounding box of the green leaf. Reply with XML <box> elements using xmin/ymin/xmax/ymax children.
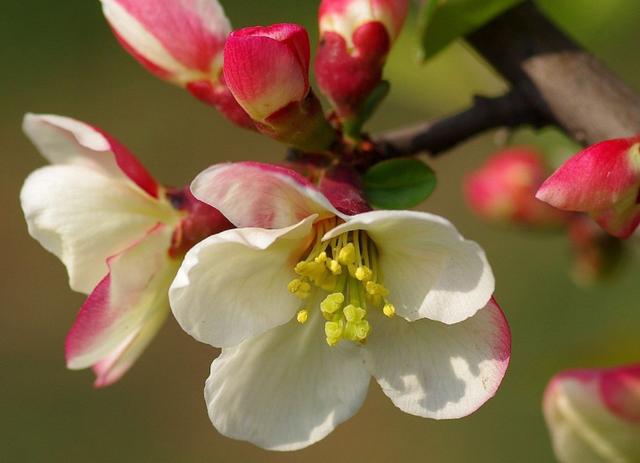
<box><xmin>363</xmin><ymin>158</ymin><xmax>437</xmax><ymax>209</ymax></box>
<box><xmin>419</xmin><ymin>0</ymin><xmax>523</xmax><ymax>61</ymax></box>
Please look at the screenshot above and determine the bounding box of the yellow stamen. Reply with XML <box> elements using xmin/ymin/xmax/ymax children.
<box><xmin>325</xmin><ymin>320</ymin><xmax>344</xmax><ymax>345</ymax></box>
<box><xmin>320</xmin><ymin>293</ymin><xmax>344</xmax><ymax>316</ymax></box>
<box><xmin>296</xmin><ymin>309</ymin><xmax>309</xmax><ymax>324</ymax></box>
<box><xmin>365</xmin><ymin>281</ymin><xmax>389</xmax><ymax>297</ymax></box>
<box><xmin>288</xmin><ymin>278</ymin><xmax>311</xmax><ymax>299</ymax></box>
<box><xmin>383</xmin><ymin>303</ymin><xmax>396</xmax><ymax>318</ymax></box>
<box><xmin>327</xmin><ymin>259</ymin><xmax>342</xmax><ymax>275</ymax></box>
<box><xmin>343</xmin><ymin>304</ymin><xmax>366</xmax><ymax>323</ymax></box>
<box><xmin>288</xmin><ymin>222</ymin><xmax>396</xmax><ymax>346</ymax></box>
<box><xmin>338</xmin><ymin>242</ymin><xmax>356</xmax><ymax>265</ymax></box>
<box><xmin>355</xmin><ymin>266</ymin><xmax>373</xmax><ymax>282</ymax></box>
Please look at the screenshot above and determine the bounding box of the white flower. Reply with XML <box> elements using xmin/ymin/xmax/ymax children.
<box><xmin>544</xmin><ymin>365</ymin><xmax>640</xmax><ymax>463</ymax></box>
<box><xmin>170</xmin><ymin>161</ymin><xmax>511</xmax><ymax>450</ymax></box>
<box><xmin>21</xmin><ymin>113</ymin><xmax>231</xmax><ymax>387</ymax></box>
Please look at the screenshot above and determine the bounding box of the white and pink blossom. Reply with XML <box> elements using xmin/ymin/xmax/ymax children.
<box><xmin>544</xmin><ymin>365</ymin><xmax>640</xmax><ymax>462</ymax></box>
<box><xmin>169</xmin><ymin>161</ymin><xmax>511</xmax><ymax>450</ymax></box>
<box><xmin>21</xmin><ymin>114</ymin><xmax>231</xmax><ymax>387</ymax></box>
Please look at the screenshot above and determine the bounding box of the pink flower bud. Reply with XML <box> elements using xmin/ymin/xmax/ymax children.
<box><xmin>101</xmin><ymin>0</ymin><xmax>253</xmax><ymax>128</ymax></box>
<box><xmin>223</xmin><ymin>24</ymin><xmax>335</xmax><ymax>150</ymax></box>
<box><xmin>544</xmin><ymin>365</ymin><xmax>640</xmax><ymax>462</ymax></box>
<box><xmin>464</xmin><ymin>147</ymin><xmax>569</xmax><ymax>227</ymax></box>
<box><xmin>536</xmin><ymin>136</ymin><xmax>640</xmax><ymax>238</ymax></box>
<box><xmin>315</xmin><ymin>0</ymin><xmax>408</xmax><ymax>119</ymax></box>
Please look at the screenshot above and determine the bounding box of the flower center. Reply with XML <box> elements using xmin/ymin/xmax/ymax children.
<box><xmin>287</xmin><ymin>218</ymin><xmax>396</xmax><ymax>346</ymax></box>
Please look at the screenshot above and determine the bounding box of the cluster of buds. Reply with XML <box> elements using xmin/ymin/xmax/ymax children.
<box><xmin>103</xmin><ymin>0</ymin><xmax>409</xmax><ymax>149</ymax></box>
<box><xmin>464</xmin><ymin>146</ymin><xmax>631</xmax><ymax>284</ymax></box>
<box><xmin>315</xmin><ymin>0</ymin><xmax>409</xmax><ymax>130</ymax></box>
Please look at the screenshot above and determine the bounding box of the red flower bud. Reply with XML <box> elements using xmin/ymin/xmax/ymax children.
<box><xmin>537</xmin><ymin>136</ymin><xmax>640</xmax><ymax>238</ymax></box>
<box><xmin>465</xmin><ymin>147</ymin><xmax>569</xmax><ymax>227</ymax></box>
<box><xmin>315</xmin><ymin>0</ymin><xmax>408</xmax><ymax>120</ymax></box>
<box><xmin>223</xmin><ymin>24</ymin><xmax>335</xmax><ymax>151</ymax></box>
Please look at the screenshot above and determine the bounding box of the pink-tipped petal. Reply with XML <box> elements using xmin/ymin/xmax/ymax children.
<box><xmin>191</xmin><ymin>162</ymin><xmax>341</xmax><ymax>229</ymax></box>
<box><xmin>101</xmin><ymin>0</ymin><xmax>230</xmax><ymax>84</ymax></box>
<box><xmin>319</xmin><ymin>0</ymin><xmax>408</xmax><ymax>42</ymax></box>
<box><xmin>364</xmin><ymin>298</ymin><xmax>511</xmax><ymax>419</ymax></box>
<box><xmin>65</xmin><ymin>224</ymin><xmax>177</xmax><ymax>378</ymax></box>
<box><xmin>23</xmin><ymin>113</ymin><xmax>158</xmax><ymax>198</ymax></box>
<box><xmin>544</xmin><ymin>365</ymin><xmax>640</xmax><ymax>462</ymax></box>
<box><xmin>537</xmin><ymin>138</ymin><xmax>640</xmax><ymax>211</ymax></box>
<box><xmin>223</xmin><ymin>24</ymin><xmax>310</xmax><ymax>122</ymax></box>
<box><xmin>92</xmin><ymin>303</ymin><xmax>169</xmax><ymax>388</ymax></box>
<box><xmin>536</xmin><ymin>137</ymin><xmax>640</xmax><ymax>238</ymax></box>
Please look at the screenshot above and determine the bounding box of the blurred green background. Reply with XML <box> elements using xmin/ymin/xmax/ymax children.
<box><xmin>2</xmin><ymin>1</ymin><xmax>640</xmax><ymax>461</ymax></box>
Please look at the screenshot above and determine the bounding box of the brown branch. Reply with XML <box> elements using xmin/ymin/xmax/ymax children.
<box><xmin>372</xmin><ymin>90</ymin><xmax>547</xmax><ymax>160</ymax></box>
<box><xmin>370</xmin><ymin>1</ymin><xmax>640</xmax><ymax>163</ymax></box>
<box><xmin>466</xmin><ymin>1</ymin><xmax>640</xmax><ymax>145</ymax></box>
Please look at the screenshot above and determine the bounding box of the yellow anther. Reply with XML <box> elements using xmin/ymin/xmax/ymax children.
<box><xmin>366</xmin><ymin>281</ymin><xmax>389</xmax><ymax>297</ymax></box>
<box><xmin>288</xmin><ymin>279</ymin><xmax>311</xmax><ymax>299</ymax></box>
<box><xmin>325</xmin><ymin>320</ymin><xmax>344</xmax><ymax>345</ymax></box>
<box><xmin>383</xmin><ymin>303</ymin><xmax>396</xmax><ymax>318</ymax></box>
<box><xmin>320</xmin><ymin>293</ymin><xmax>345</xmax><ymax>315</ymax></box>
<box><xmin>343</xmin><ymin>304</ymin><xmax>366</xmax><ymax>323</ymax></box>
<box><xmin>296</xmin><ymin>309</ymin><xmax>309</xmax><ymax>324</ymax></box>
<box><xmin>354</xmin><ymin>320</ymin><xmax>370</xmax><ymax>341</ymax></box>
<box><xmin>337</xmin><ymin>243</ymin><xmax>356</xmax><ymax>265</ymax></box>
<box><xmin>355</xmin><ymin>266</ymin><xmax>373</xmax><ymax>282</ymax></box>
<box><xmin>295</xmin><ymin>261</ymin><xmax>328</xmax><ymax>283</ymax></box>
<box><xmin>315</xmin><ymin>251</ymin><xmax>328</xmax><ymax>263</ymax></box>
<box><xmin>327</xmin><ymin>259</ymin><xmax>342</xmax><ymax>275</ymax></box>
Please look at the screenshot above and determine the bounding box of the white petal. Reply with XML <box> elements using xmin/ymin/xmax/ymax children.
<box><xmin>170</xmin><ymin>216</ymin><xmax>317</xmax><ymax>348</ymax></box>
<box><xmin>92</xmin><ymin>297</ymin><xmax>170</xmax><ymax>388</ymax></box>
<box><xmin>191</xmin><ymin>162</ymin><xmax>342</xmax><ymax>229</ymax></box>
<box><xmin>66</xmin><ymin>224</ymin><xmax>178</xmax><ymax>371</ymax></box>
<box><xmin>544</xmin><ymin>372</ymin><xmax>640</xmax><ymax>463</ymax></box>
<box><xmin>23</xmin><ymin>113</ymin><xmax>160</xmax><ymax>198</ymax></box>
<box><xmin>204</xmin><ymin>308</ymin><xmax>370</xmax><ymax>451</ymax></box>
<box><xmin>324</xmin><ymin>210</ymin><xmax>494</xmax><ymax>324</ymax></box>
<box><xmin>364</xmin><ymin>299</ymin><xmax>510</xmax><ymax>419</ymax></box>
<box><xmin>21</xmin><ymin>165</ymin><xmax>174</xmax><ymax>293</ymax></box>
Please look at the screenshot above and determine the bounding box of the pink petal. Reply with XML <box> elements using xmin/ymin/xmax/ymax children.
<box><xmin>536</xmin><ymin>137</ymin><xmax>640</xmax><ymax>211</ymax></box>
<box><xmin>103</xmin><ymin>0</ymin><xmax>230</xmax><ymax>75</ymax></box>
<box><xmin>65</xmin><ymin>224</ymin><xmax>176</xmax><ymax>382</ymax></box>
<box><xmin>23</xmin><ymin>113</ymin><xmax>159</xmax><ymax>198</ymax></box>
<box><xmin>190</xmin><ymin>162</ymin><xmax>341</xmax><ymax>229</ymax></box>
<box><xmin>223</xmin><ymin>24</ymin><xmax>310</xmax><ymax>121</ymax></box>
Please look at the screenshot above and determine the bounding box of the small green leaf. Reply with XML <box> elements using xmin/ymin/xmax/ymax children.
<box><xmin>363</xmin><ymin>158</ymin><xmax>437</xmax><ymax>209</ymax></box>
<box><xmin>419</xmin><ymin>0</ymin><xmax>523</xmax><ymax>61</ymax></box>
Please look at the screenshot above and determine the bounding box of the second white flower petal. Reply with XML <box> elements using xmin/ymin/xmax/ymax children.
<box><xmin>170</xmin><ymin>216</ymin><xmax>317</xmax><ymax>348</ymax></box>
<box><xmin>204</xmin><ymin>308</ymin><xmax>370</xmax><ymax>451</ymax></box>
<box><xmin>364</xmin><ymin>299</ymin><xmax>510</xmax><ymax>419</ymax></box>
<box><xmin>324</xmin><ymin>210</ymin><xmax>494</xmax><ymax>324</ymax></box>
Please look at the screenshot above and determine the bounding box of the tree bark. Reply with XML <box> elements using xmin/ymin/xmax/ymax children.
<box><xmin>467</xmin><ymin>1</ymin><xmax>640</xmax><ymax>145</ymax></box>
